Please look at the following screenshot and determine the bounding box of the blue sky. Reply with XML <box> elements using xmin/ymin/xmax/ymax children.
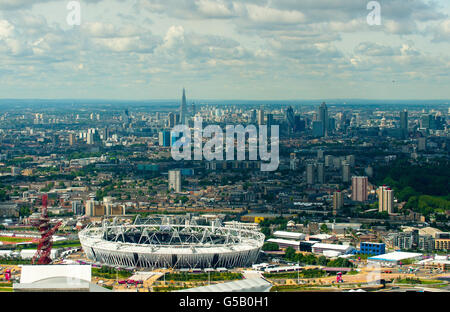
<box><xmin>0</xmin><ymin>0</ymin><xmax>449</xmax><ymax>100</ymax></box>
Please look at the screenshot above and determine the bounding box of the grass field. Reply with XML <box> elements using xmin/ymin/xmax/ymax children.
<box><xmin>395</xmin><ymin>278</ymin><xmax>444</xmax><ymax>285</ymax></box>
<box><xmin>270</xmin><ymin>285</ymin><xmax>331</xmax><ymax>292</ymax></box>
<box><xmin>22</xmin><ymin>240</ymin><xmax>81</xmax><ymax>249</ymax></box>
<box><xmin>263</xmin><ymin>269</ymin><xmax>326</xmax><ymax>279</ymax></box>
<box><xmin>164</xmin><ymin>272</ymin><xmax>243</xmax><ymax>282</ymax></box>
<box><xmin>0</xmin><ymin>236</ymin><xmax>34</xmax><ymax>243</ymax></box>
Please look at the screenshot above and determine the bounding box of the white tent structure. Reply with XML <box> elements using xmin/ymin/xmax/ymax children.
<box><xmin>13</xmin><ymin>265</ymin><xmax>110</xmax><ymax>292</ymax></box>
<box><xmin>176</xmin><ymin>277</ymin><xmax>272</xmax><ymax>292</ymax></box>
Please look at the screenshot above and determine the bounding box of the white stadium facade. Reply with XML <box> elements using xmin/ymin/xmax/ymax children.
<box><xmin>79</xmin><ymin>215</ymin><xmax>265</xmax><ymax>269</ymax></box>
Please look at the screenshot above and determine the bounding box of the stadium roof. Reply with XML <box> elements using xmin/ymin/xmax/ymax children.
<box><xmin>176</xmin><ymin>277</ymin><xmax>272</xmax><ymax>292</ymax></box>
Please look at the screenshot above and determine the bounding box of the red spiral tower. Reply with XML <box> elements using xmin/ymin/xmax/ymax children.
<box><xmin>30</xmin><ymin>194</ymin><xmax>62</xmax><ymax>265</ymax></box>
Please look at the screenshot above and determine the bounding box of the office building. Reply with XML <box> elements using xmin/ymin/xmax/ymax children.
<box><xmin>266</xmin><ymin>113</ymin><xmax>273</xmax><ymax>127</ymax></box>
<box><xmin>180</xmin><ymin>88</ymin><xmax>187</xmax><ymax>125</ymax></box>
<box><xmin>286</xmin><ymin>106</ymin><xmax>295</xmax><ymax>131</ymax></box>
<box><xmin>400</xmin><ymin>110</ymin><xmax>408</xmax><ymax>130</ymax></box>
<box><xmin>159</xmin><ymin>131</ymin><xmax>171</xmax><ymax>147</ymax></box>
<box><xmin>72</xmin><ymin>201</ymin><xmax>83</xmax><ymax>215</ymax></box>
<box><xmin>318</xmin><ymin>102</ymin><xmax>328</xmax><ymax>136</ymax></box>
<box><xmin>168</xmin><ymin>112</ymin><xmax>176</xmax><ymax>128</ymax></box>
<box><xmin>250</xmin><ymin>109</ymin><xmax>257</xmax><ymax>123</ymax></box>
<box><xmin>312</xmin><ymin>120</ymin><xmax>324</xmax><ymax>137</ymax></box>
<box><xmin>258</xmin><ymin>109</ymin><xmax>264</xmax><ymax>125</ymax></box>
<box><xmin>359</xmin><ymin>242</ymin><xmax>385</xmax><ymax>256</ymax></box>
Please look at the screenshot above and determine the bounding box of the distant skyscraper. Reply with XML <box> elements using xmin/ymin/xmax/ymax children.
<box><xmin>421</xmin><ymin>114</ymin><xmax>432</xmax><ymax>129</ymax></box>
<box><xmin>191</xmin><ymin>102</ymin><xmax>196</xmax><ymax>117</ymax></box>
<box><xmin>377</xmin><ymin>186</ymin><xmax>394</xmax><ymax>214</ymax></box>
<box><xmin>317</xmin><ymin>162</ymin><xmax>325</xmax><ymax>184</ymax></box>
<box><xmin>317</xmin><ymin>149</ymin><xmax>324</xmax><ymax>160</ymax></box>
<box><xmin>168</xmin><ymin>112</ymin><xmax>176</xmax><ymax>128</ymax></box>
<box><xmin>328</xmin><ymin>117</ymin><xmax>335</xmax><ymax>134</ymax></box>
<box><xmin>159</xmin><ymin>131</ymin><xmax>171</xmax><ymax>147</ymax></box>
<box><xmin>286</xmin><ymin>106</ymin><xmax>295</xmax><ymax>131</ymax></box>
<box><xmin>290</xmin><ymin>153</ymin><xmax>298</xmax><ymax>170</ymax></box>
<box><xmin>333</xmin><ymin>191</ymin><xmax>343</xmax><ymax>215</ymax></box>
<box><xmin>169</xmin><ymin>170</ymin><xmax>182</xmax><ymax>193</ymax></box>
<box><xmin>342</xmin><ymin>161</ymin><xmax>350</xmax><ymax>183</ymax></box>
<box><xmin>87</xmin><ymin>128</ymin><xmax>96</xmax><ymax>145</ymax></box>
<box><xmin>318</xmin><ymin>102</ymin><xmax>328</xmax><ymax>136</ymax></box>
<box><xmin>267</xmin><ymin>113</ymin><xmax>274</xmax><ymax>127</ymax></box>
<box><xmin>352</xmin><ymin>176</ymin><xmax>368</xmax><ymax>202</ymax></box>
<box><xmin>258</xmin><ymin>109</ymin><xmax>264</xmax><ymax>125</ymax></box>
<box><xmin>69</xmin><ymin>133</ymin><xmax>76</xmax><ymax>146</ymax></box>
<box><xmin>250</xmin><ymin>109</ymin><xmax>257</xmax><ymax>123</ymax></box>
<box><xmin>180</xmin><ymin>88</ymin><xmax>187</xmax><ymax>125</ymax></box>
<box><xmin>123</xmin><ymin>109</ymin><xmax>130</xmax><ymax>124</ymax></box>
<box><xmin>346</xmin><ymin>155</ymin><xmax>355</xmax><ymax>167</ymax></box>
<box><xmin>418</xmin><ymin>137</ymin><xmax>427</xmax><ymax>151</ymax></box>
<box><xmin>294</xmin><ymin>116</ymin><xmax>305</xmax><ymax>132</ymax></box>
<box><xmin>306</xmin><ymin>163</ymin><xmax>315</xmax><ymax>185</ymax></box>
<box><xmin>400</xmin><ymin>110</ymin><xmax>408</xmax><ymax>130</ymax></box>
<box><xmin>312</xmin><ymin>120</ymin><xmax>324</xmax><ymax>137</ymax></box>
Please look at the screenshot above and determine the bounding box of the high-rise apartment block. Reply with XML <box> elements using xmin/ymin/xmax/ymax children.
<box><xmin>169</xmin><ymin>170</ymin><xmax>182</xmax><ymax>193</ymax></box>
<box><xmin>377</xmin><ymin>185</ymin><xmax>394</xmax><ymax>214</ymax></box>
<box><xmin>352</xmin><ymin>176</ymin><xmax>368</xmax><ymax>202</ymax></box>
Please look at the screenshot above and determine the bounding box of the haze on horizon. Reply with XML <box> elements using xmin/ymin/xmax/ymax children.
<box><xmin>0</xmin><ymin>0</ymin><xmax>449</xmax><ymax>101</ymax></box>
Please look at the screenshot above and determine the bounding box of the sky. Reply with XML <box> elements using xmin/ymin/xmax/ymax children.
<box><xmin>0</xmin><ymin>0</ymin><xmax>449</xmax><ymax>100</ymax></box>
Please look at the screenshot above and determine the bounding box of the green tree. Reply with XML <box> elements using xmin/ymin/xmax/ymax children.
<box><xmin>284</xmin><ymin>247</ymin><xmax>296</xmax><ymax>261</ymax></box>
<box><xmin>317</xmin><ymin>256</ymin><xmax>328</xmax><ymax>266</ymax></box>
<box><xmin>262</xmin><ymin>242</ymin><xmax>279</xmax><ymax>251</ymax></box>
<box><xmin>320</xmin><ymin>224</ymin><xmax>329</xmax><ymax>233</ymax></box>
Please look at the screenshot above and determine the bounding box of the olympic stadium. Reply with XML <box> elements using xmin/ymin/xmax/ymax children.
<box><xmin>78</xmin><ymin>215</ymin><xmax>265</xmax><ymax>269</ymax></box>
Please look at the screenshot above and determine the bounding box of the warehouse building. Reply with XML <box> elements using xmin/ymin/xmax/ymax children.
<box><xmin>267</xmin><ymin>238</ymin><xmax>301</xmax><ymax>251</ymax></box>
<box><xmin>311</xmin><ymin>243</ymin><xmax>355</xmax><ymax>256</ymax></box>
<box><xmin>273</xmin><ymin>231</ymin><xmax>306</xmax><ymax>241</ymax></box>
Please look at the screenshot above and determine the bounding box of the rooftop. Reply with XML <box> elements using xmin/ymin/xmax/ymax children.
<box><xmin>176</xmin><ymin>277</ymin><xmax>272</xmax><ymax>292</ymax></box>
<box><xmin>368</xmin><ymin>251</ymin><xmax>423</xmax><ymax>262</ymax></box>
